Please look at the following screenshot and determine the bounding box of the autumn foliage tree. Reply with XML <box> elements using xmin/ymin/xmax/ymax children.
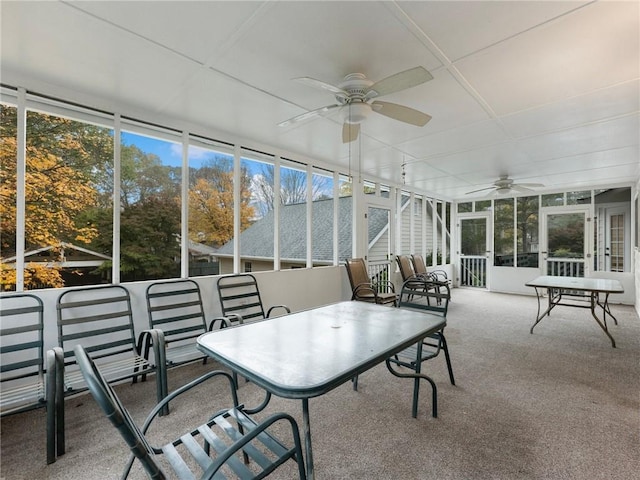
<box><xmin>1</xmin><ymin>105</ymin><xmax>266</xmax><ymax>289</ymax></box>
<box><xmin>188</xmin><ymin>157</ymin><xmax>254</xmax><ymax>248</ymax></box>
<box><xmin>1</xmin><ymin>107</ymin><xmax>111</xmax><ymax>289</ymax></box>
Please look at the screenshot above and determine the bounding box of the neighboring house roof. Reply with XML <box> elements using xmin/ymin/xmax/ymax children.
<box><xmin>216</xmin><ymin>196</ymin><xmax>390</xmax><ymax>263</ymax></box>
<box><xmin>1</xmin><ymin>242</ymin><xmax>111</xmax><ymax>267</ymax></box>
<box><xmin>188</xmin><ymin>240</ymin><xmax>218</xmax><ymax>257</ymax></box>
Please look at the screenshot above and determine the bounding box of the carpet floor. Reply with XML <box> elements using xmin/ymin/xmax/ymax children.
<box><xmin>1</xmin><ymin>288</ymin><xmax>638</xmax><ymax>479</ymax></box>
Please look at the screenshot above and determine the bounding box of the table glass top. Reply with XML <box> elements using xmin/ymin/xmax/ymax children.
<box><xmin>197</xmin><ymin>301</ymin><xmax>445</xmax><ymax>398</ymax></box>
<box><xmin>525</xmin><ymin>275</ymin><xmax>624</xmax><ymax>293</ymax></box>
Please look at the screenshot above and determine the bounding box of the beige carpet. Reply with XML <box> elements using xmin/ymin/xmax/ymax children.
<box><xmin>1</xmin><ymin>289</ymin><xmax>639</xmax><ymax>479</ymax></box>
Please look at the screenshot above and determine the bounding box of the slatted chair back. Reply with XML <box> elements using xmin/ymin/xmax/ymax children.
<box><xmin>146</xmin><ymin>279</ymin><xmax>212</xmax><ymax>368</ymax></box>
<box><xmin>217</xmin><ymin>274</ymin><xmax>290</xmax><ymax>324</ymax></box>
<box><xmin>396</xmin><ymin>255</ymin><xmax>417</xmax><ymax>282</ymax></box>
<box><xmin>0</xmin><ymin>293</ymin><xmax>58</xmax><ymax>463</ymax></box>
<box><xmin>411</xmin><ymin>254</ymin><xmax>429</xmax><ymax>277</ymax></box>
<box><xmin>411</xmin><ymin>255</ymin><xmax>452</xmax><ymax>303</ymax></box>
<box><xmin>1</xmin><ymin>293</ymin><xmax>45</xmax><ymax>411</ymax></box>
<box><xmin>74</xmin><ymin>344</ymin><xmax>307</xmax><ymax>480</ymax></box>
<box><xmin>345</xmin><ymin>258</ymin><xmax>397</xmax><ymax>306</ymax></box>
<box><xmin>56</xmin><ymin>285</ymin><xmax>166</xmax><ymax>412</ymax></box>
<box><xmin>395</xmin><ymin>278</ymin><xmax>455</xmax><ymax>385</ymax></box>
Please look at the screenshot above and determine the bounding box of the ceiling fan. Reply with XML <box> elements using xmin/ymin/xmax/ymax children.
<box><xmin>465</xmin><ymin>175</ymin><xmax>544</xmax><ymax>196</ymax></box>
<box><xmin>278</xmin><ymin>66</ymin><xmax>433</xmax><ymax>143</ymax></box>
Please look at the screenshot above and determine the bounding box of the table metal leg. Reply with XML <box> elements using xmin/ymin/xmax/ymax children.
<box><xmin>590</xmin><ymin>293</ymin><xmax>617</xmax><ymax>348</ymax></box>
<box><xmin>596</xmin><ymin>292</ymin><xmax>619</xmax><ymax>326</ymax></box>
<box><xmin>302</xmin><ymin>398</ymin><xmax>314</xmax><ymax>480</ymax></box>
<box><xmin>530</xmin><ymin>287</ymin><xmax>557</xmax><ymax>334</ymax></box>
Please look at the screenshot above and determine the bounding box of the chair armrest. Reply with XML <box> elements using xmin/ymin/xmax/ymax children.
<box><xmin>202</xmin><ymin>411</ymin><xmax>305</xmax><ymax>479</ymax></box>
<box><xmin>136</xmin><ymin>328</ymin><xmax>166</xmax><ymax>367</ymax></box>
<box><xmin>353</xmin><ymin>282</ymin><xmax>376</xmax><ymax>297</ymax></box>
<box><xmin>139</xmin><ymin>370</ymin><xmax>239</xmax><ymax>435</ymax></box>
<box><xmin>208</xmin><ymin>316</ymin><xmax>233</xmax><ymax>330</ymax></box>
<box><xmin>430</xmin><ymin>269</ymin><xmax>450</xmax><ymax>282</ymax></box>
<box><xmin>136</xmin><ymin>328</ymin><xmax>168</xmax><ymax>415</ymax></box>
<box><xmin>120</xmin><ymin>369</ymin><xmax>241</xmax><ymax>478</ymax></box>
<box><xmin>266</xmin><ymin>305</ymin><xmax>291</xmax><ymax>317</ymax></box>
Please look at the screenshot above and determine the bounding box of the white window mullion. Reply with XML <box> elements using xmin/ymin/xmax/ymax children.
<box><xmin>441</xmin><ymin>202</ymin><xmax>447</xmax><ymax>265</ymax></box>
<box><xmin>273</xmin><ymin>157</ymin><xmax>281</xmax><ymax>270</ymax></box>
<box><xmin>15</xmin><ymin>88</ymin><xmax>26</xmax><ymax>291</ymax></box>
<box><xmin>333</xmin><ymin>172</ymin><xmax>340</xmax><ymax>265</ymax></box>
<box><xmin>181</xmin><ymin>131</ymin><xmax>189</xmax><ymax>278</ymax></box>
<box><xmin>395</xmin><ymin>188</ymin><xmax>402</xmax><ymax>257</ymax></box>
<box><xmin>421</xmin><ymin>196</ymin><xmax>427</xmax><ymax>258</ymax></box>
<box><xmin>112</xmin><ymin>114</ymin><xmax>122</xmax><ymax>284</ymax></box>
<box><xmin>233</xmin><ymin>145</ymin><xmax>241</xmax><ymax>274</ymax></box>
<box><xmin>306</xmin><ymin>164</ymin><xmax>313</xmax><ymax>268</ymax></box>
<box><xmin>409</xmin><ymin>192</ymin><xmax>415</xmax><ymax>254</ymax></box>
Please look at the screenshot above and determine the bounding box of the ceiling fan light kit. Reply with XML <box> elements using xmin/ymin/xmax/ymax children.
<box><xmin>342</xmin><ymin>101</ymin><xmax>371</xmax><ymax>124</ymax></box>
<box><xmin>279</xmin><ymin>66</ymin><xmax>434</xmax><ymax>143</ymax></box>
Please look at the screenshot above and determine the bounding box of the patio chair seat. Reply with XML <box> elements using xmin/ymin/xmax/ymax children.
<box><xmin>74</xmin><ymin>344</ymin><xmax>307</xmax><ymax>479</ymax></box>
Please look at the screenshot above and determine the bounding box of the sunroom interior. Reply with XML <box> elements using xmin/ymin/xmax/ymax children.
<box><xmin>2</xmin><ymin>1</ymin><xmax>638</xmax><ymax>310</ymax></box>
<box><xmin>1</xmin><ymin>1</ymin><xmax>639</xmax><ymax>478</ymax></box>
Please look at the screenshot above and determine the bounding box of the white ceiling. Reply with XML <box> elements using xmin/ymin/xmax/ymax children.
<box><xmin>1</xmin><ymin>1</ymin><xmax>638</xmax><ymax>200</ymax></box>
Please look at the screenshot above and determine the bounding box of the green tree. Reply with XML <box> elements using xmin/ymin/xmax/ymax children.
<box><xmin>92</xmin><ymin>196</ymin><xmax>181</xmax><ymax>281</ymax></box>
<box><xmin>120</xmin><ymin>144</ymin><xmax>180</xmax><ymax>207</ymax></box>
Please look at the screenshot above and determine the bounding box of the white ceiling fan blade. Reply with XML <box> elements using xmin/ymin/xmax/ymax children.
<box><xmin>365</xmin><ymin>66</ymin><xmax>433</xmax><ymax>98</ymax></box>
<box><xmin>465</xmin><ymin>186</ymin><xmax>496</xmax><ymax>195</ymax></box>
<box><xmin>371</xmin><ymin>101</ymin><xmax>432</xmax><ymax>127</ymax></box>
<box><xmin>342</xmin><ymin>122</ymin><xmax>360</xmax><ymax>143</ymax></box>
<box><xmin>517</xmin><ymin>182</ymin><xmax>545</xmax><ymax>188</ymax></box>
<box><xmin>278</xmin><ymin>104</ymin><xmax>342</xmax><ymax>127</ymax></box>
<box><xmin>511</xmin><ymin>185</ymin><xmax>535</xmax><ymax>193</ymax></box>
<box><xmin>294</xmin><ymin>77</ymin><xmax>349</xmax><ymax>98</ymax></box>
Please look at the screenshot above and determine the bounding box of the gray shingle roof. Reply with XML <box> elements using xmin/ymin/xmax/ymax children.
<box><xmin>217</xmin><ymin>196</ymin><xmax>389</xmax><ymax>263</ymax></box>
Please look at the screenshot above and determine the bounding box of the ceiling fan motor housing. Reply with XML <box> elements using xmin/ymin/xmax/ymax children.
<box><xmin>338</xmin><ymin>73</ymin><xmax>374</xmax><ymax>124</ymax></box>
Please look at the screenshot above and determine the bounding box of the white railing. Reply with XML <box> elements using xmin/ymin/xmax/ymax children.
<box><xmin>367</xmin><ymin>260</ymin><xmax>393</xmax><ymax>293</ymax></box>
<box><xmin>546</xmin><ymin>258</ymin><xmax>584</xmax><ymax>277</ymax></box>
<box><xmin>460</xmin><ymin>256</ymin><xmax>486</xmax><ymax>287</ymax></box>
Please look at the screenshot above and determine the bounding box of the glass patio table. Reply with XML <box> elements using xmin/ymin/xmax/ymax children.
<box><xmin>526</xmin><ymin>275</ymin><xmax>624</xmax><ymax>347</ymax></box>
<box><xmin>197</xmin><ymin>300</ymin><xmax>446</xmax><ymax>479</ymax></box>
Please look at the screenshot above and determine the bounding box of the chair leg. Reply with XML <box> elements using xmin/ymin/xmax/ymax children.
<box><xmin>440</xmin><ymin>334</ymin><xmax>455</xmax><ymax>386</ymax></box>
<box><xmin>414</xmin><ymin>373</ymin><xmax>438</xmax><ymax>419</ymax></box>
<box><xmin>53</xmin><ymin>347</ymin><xmax>65</xmax><ymax>456</ymax></box>
<box><xmin>45</xmin><ymin>350</ymin><xmax>57</xmax><ymax>464</ymax></box>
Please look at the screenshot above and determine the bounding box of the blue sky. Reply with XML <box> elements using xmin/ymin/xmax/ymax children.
<box><xmin>121</xmin><ymin>131</ymin><xmax>184</xmax><ymax>168</ymax></box>
<box><xmin>120</xmin><ymin>131</ymin><xmax>335</xmax><ymax>189</ymax></box>
<box><xmin>121</xmin><ymin>131</ymin><xmax>244</xmax><ymax>170</ymax></box>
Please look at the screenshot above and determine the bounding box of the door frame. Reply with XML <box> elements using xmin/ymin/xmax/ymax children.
<box><xmin>540</xmin><ymin>205</ymin><xmax>591</xmax><ymax>277</ymax></box>
<box><xmin>457</xmin><ymin>212</ymin><xmax>492</xmax><ymax>289</ymax></box>
<box><xmin>601</xmin><ymin>204</ymin><xmax>631</xmax><ymax>272</ymax></box>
